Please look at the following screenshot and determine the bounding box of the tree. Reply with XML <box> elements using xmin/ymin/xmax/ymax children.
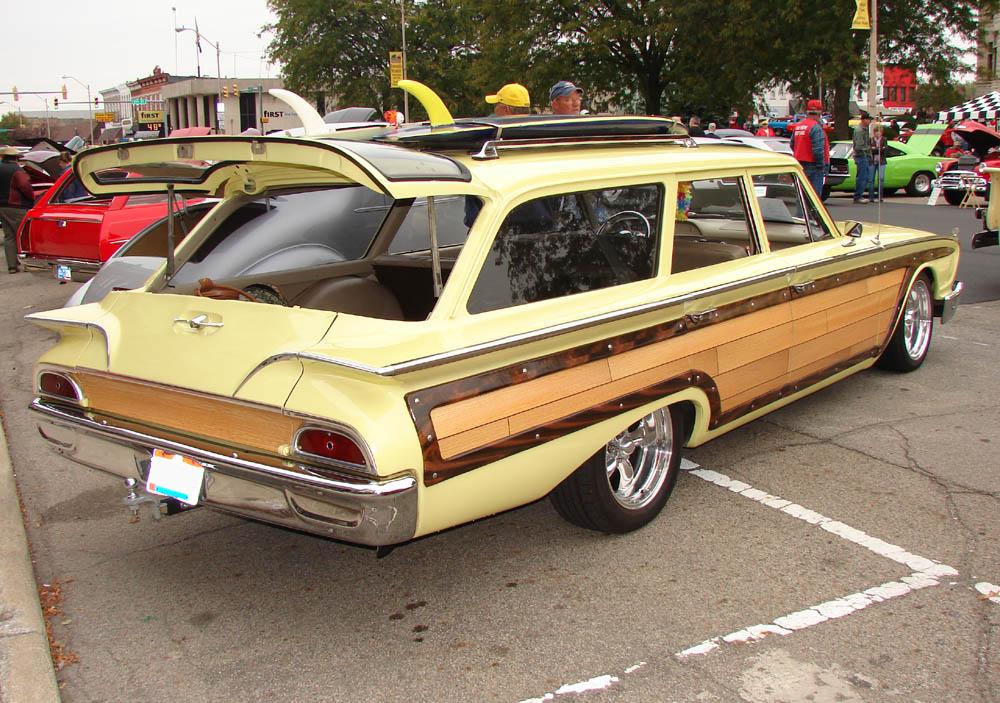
<box><xmin>0</xmin><ymin>112</ymin><xmax>21</xmax><ymax>129</ymax></box>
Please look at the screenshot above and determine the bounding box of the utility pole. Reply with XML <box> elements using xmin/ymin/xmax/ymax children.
<box><xmin>401</xmin><ymin>0</ymin><xmax>409</xmax><ymax>122</ymax></box>
<box><xmin>63</xmin><ymin>75</ymin><xmax>94</xmax><ymax>144</ymax></box>
<box><xmin>868</xmin><ymin>0</ymin><xmax>879</xmax><ymax>115</ymax></box>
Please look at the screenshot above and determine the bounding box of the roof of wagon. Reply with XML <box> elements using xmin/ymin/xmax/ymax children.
<box><xmin>444</xmin><ymin>140</ymin><xmax>799</xmax><ymax>195</ymax></box>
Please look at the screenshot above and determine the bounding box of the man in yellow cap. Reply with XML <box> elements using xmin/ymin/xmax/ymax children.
<box><xmin>485</xmin><ymin>83</ymin><xmax>531</xmax><ymax>116</ymax></box>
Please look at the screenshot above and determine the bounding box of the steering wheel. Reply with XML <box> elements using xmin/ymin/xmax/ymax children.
<box><xmin>195</xmin><ymin>278</ymin><xmax>260</xmax><ymax>303</ymax></box>
<box><xmin>596</xmin><ymin>210</ymin><xmax>652</xmax><ymax>239</ymax></box>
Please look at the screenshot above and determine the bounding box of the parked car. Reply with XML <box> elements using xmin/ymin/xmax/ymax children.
<box><xmin>17</xmin><ymin>169</ymin><xmax>203</xmax><ymax>282</ymax></box>
<box><xmin>830</xmin><ymin>125</ymin><xmax>954</xmax><ymax>197</ymax></box>
<box><xmin>27</xmin><ymin>101</ymin><xmax>962</xmax><ymax>548</ymax></box>
<box><xmin>63</xmin><ymin>201</ymin><xmax>217</xmax><ymax>307</ymax></box>
<box><xmin>932</xmin><ymin>121</ymin><xmax>1000</xmax><ymax>205</ymax></box>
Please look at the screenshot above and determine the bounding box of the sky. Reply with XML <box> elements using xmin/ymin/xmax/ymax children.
<box><xmin>3</xmin><ymin>0</ymin><xmax>278</xmax><ymax>111</ymax></box>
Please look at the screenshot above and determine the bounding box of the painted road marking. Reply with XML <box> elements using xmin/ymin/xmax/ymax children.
<box><xmin>516</xmin><ymin>459</ymin><xmax>978</xmax><ymax>703</ymax></box>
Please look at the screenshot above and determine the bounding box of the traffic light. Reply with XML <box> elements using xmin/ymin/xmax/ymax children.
<box><xmin>232</xmin><ymin>82</ymin><xmax>238</xmax><ymax>96</ymax></box>
<box><xmin>11</xmin><ymin>86</ymin><xmax>17</xmax><ymax>101</ymax></box>
<box><xmin>61</xmin><ymin>84</ymin><xmax>68</xmax><ymax>99</ymax></box>
<box><xmin>94</xmin><ymin>97</ymin><xmax>99</xmax><ymax>106</ymax></box>
<box><xmin>222</xmin><ymin>85</ymin><xmax>228</xmax><ymax>98</ymax></box>
<box><xmin>53</xmin><ymin>98</ymin><xmax>59</xmax><ymax>109</ymax></box>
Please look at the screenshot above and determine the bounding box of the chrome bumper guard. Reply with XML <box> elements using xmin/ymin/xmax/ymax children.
<box><xmin>30</xmin><ymin>399</ymin><xmax>418</xmax><ymax>546</ymax></box>
<box><xmin>937</xmin><ymin>281</ymin><xmax>963</xmax><ymax>325</ymax></box>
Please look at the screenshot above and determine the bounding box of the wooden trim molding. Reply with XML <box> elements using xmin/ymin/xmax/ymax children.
<box><xmin>408</xmin><ymin>248</ymin><xmax>951</xmax><ymax>486</ymax></box>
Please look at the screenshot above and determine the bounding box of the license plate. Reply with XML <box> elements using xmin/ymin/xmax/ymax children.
<box><xmin>55</xmin><ymin>265</ymin><xmax>72</xmax><ymax>281</ymax></box>
<box><xmin>146</xmin><ymin>449</ymin><xmax>205</xmax><ymax>506</ymax></box>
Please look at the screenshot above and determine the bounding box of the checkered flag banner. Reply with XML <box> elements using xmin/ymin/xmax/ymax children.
<box><xmin>938</xmin><ymin>92</ymin><xmax>1000</xmax><ymax>122</ymax></box>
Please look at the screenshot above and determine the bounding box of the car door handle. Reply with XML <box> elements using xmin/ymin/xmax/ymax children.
<box><xmin>791</xmin><ymin>281</ymin><xmax>816</xmax><ymax>294</ymax></box>
<box><xmin>688</xmin><ymin>308</ymin><xmax>718</xmax><ymax>324</ymax></box>
<box><xmin>173</xmin><ymin>314</ymin><xmax>223</xmax><ymax>330</ymax></box>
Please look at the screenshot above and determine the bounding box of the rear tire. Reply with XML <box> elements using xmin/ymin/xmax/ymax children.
<box><xmin>943</xmin><ymin>190</ymin><xmax>964</xmax><ymax>206</ymax></box>
<box><xmin>550</xmin><ymin>406</ymin><xmax>683</xmax><ymax>533</ymax></box>
<box><xmin>876</xmin><ymin>274</ymin><xmax>934</xmax><ymax>372</ymax></box>
<box><xmin>906</xmin><ymin>171</ymin><xmax>934</xmax><ymax>197</ymax></box>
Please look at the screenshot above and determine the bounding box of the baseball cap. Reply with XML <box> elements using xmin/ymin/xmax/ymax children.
<box><xmin>485</xmin><ymin>83</ymin><xmax>530</xmax><ymax>108</ymax></box>
<box><xmin>859</xmin><ymin>110</ymin><xmax>872</xmax><ymax>120</ymax></box>
<box><xmin>549</xmin><ymin>81</ymin><xmax>583</xmax><ymax>101</ymax></box>
<box><xmin>0</xmin><ymin>146</ymin><xmax>21</xmax><ymax>157</ymax></box>
<box><xmin>806</xmin><ymin>99</ymin><xmax>822</xmax><ymax>113</ymax></box>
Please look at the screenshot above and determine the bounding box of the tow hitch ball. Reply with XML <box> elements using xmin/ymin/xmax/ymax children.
<box><xmin>122</xmin><ymin>478</ymin><xmax>194</xmax><ymax>523</ymax></box>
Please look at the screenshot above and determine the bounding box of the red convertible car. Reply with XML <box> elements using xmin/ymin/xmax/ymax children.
<box><xmin>17</xmin><ymin>169</ymin><xmax>201</xmax><ymax>281</ymax></box>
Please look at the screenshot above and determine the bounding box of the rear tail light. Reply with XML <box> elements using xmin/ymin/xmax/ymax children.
<box><xmin>17</xmin><ymin>219</ymin><xmax>31</xmax><ymax>254</ymax></box>
<box><xmin>294</xmin><ymin>427</ymin><xmax>367</xmax><ymax>468</ymax></box>
<box><xmin>38</xmin><ymin>371</ymin><xmax>82</xmax><ymax>402</ymax></box>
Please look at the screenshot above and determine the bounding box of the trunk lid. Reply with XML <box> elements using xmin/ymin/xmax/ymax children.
<box><xmin>30</xmin><ymin>290</ymin><xmax>337</xmax><ymax>399</ymax></box>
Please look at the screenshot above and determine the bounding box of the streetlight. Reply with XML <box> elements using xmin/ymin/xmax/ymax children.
<box><xmin>62</xmin><ymin>75</ymin><xmax>94</xmax><ymax>144</ymax></box>
<box><xmin>176</xmin><ymin>25</ymin><xmax>224</xmax><ymax>133</ymax></box>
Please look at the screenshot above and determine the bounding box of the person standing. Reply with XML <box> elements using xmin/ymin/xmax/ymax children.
<box><xmin>0</xmin><ymin>146</ymin><xmax>35</xmax><ymax>273</ymax></box>
<box><xmin>852</xmin><ymin>111</ymin><xmax>875</xmax><ymax>204</ymax></box>
<box><xmin>549</xmin><ymin>81</ymin><xmax>583</xmax><ymax>115</ymax></box>
<box><xmin>755</xmin><ymin>118</ymin><xmax>776</xmax><ymax>137</ymax></box>
<box><xmin>790</xmin><ymin>99</ymin><xmax>829</xmax><ymax>198</ymax></box>
<box><xmin>871</xmin><ymin>123</ymin><xmax>888</xmax><ymax>202</ymax></box>
<box><xmin>687</xmin><ymin>116</ymin><xmax>706</xmax><ymax>137</ymax></box>
<box><xmin>485</xmin><ymin>83</ymin><xmax>531</xmax><ymax>116</ymax></box>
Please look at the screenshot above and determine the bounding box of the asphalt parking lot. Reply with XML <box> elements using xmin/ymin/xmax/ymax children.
<box><xmin>1</xmin><ymin>197</ymin><xmax>998</xmax><ymax>702</ymax></box>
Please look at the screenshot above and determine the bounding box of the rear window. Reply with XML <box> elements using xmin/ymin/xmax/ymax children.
<box><xmin>171</xmin><ymin>187</ymin><xmax>391</xmax><ymax>284</ymax></box>
<box><xmin>830</xmin><ymin>143</ymin><xmax>853</xmax><ymax>159</ymax></box>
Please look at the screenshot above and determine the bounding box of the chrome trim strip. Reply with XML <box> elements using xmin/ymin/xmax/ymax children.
<box><xmin>239</xmin><ymin>235</ymin><xmax>952</xmax><ymax>380</ymax></box>
<box><xmin>30</xmin><ymin>398</ymin><xmax>414</xmax><ymax>497</ymax></box>
<box><xmin>19</xmin><ymin>254</ymin><xmax>101</xmax><ymax>273</ymax></box>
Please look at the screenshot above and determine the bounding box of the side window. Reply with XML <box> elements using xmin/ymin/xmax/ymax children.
<box><xmin>51</xmin><ymin>175</ymin><xmax>107</xmax><ymax>205</ymax></box>
<box><xmin>467</xmin><ymin>184</ymin><xmax>662</xmax><ymax>314</ymax></box>
<box><xmin>387</xmin><ymin>196</ymin><xmax>475</xmax><ymax>254</ymax></box>
<box><xmin>672</xmin><ymin>176</ymin><xmax>756</xmax><ymax>273</ymax></box>
<box><xmin>884</xmin><ymin>145</ymin><xmax>904</xmax><ymax>158</ymax></box>
<box><xmin>751</xmin><ymin>172</ymin><xmax>833</xmax><ymax>250</ymax></box>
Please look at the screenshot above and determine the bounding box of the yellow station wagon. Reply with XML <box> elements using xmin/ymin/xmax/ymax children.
<box><xmin>29</xmin><ymin>86</ymin><xmax>963</xmax><ymax>548</ymax></box>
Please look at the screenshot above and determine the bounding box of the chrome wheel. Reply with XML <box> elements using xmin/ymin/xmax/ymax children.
<box><xmin>903</xmin><ymin>278</ymin><xmax>933</xmax><ymax>360</ymax></box>
<box><xmin>605</xmin><ymin>408</ymin><xmax>674</xmax><ymax>510</ymax></box>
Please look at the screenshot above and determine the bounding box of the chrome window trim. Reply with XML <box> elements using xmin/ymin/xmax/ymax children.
<box><xmin>239</xmin><ymin>234</ymin><xmax>948</xmax><ymax>381</ymax></box>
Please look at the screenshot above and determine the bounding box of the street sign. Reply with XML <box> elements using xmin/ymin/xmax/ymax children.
<box><xmin>94</xmin><ymin>112</ymin><xmax>116</xmax><ymax>123</ymax></box>
<box><xmin>131</xmin><ymin>98</ymin><xmax>148</xmax><ymax>106</ymax></box>
<box><xmin>137</xmin><ymin>110</ymin><xmax>164</xmax><ymax>124</ymax></box>
<box><xmin>389</xmin><ymin>51</ymin><xmax>404</xmax><ymax>88</ymax></box>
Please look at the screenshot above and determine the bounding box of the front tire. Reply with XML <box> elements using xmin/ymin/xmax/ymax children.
<box><xmin>906</xmin><ymin>171</ymin><xmax>934</xmax><ymax>197</ymax></box>
<box><xmin>877</xmin><ymin>274</ymin><xmax>934</xmax><ymax>372</ymax></box>
<box><xmin>550</xmin><ymin>406</ymin><xmax>683</xmax><ymax>533</ymax></box>
<box><xmin>943</xmin><ymin>189</ymin><xmax>964</xmax><ymax>206</ymax></box>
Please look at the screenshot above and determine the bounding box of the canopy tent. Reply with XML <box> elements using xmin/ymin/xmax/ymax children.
<box><xmin>938</xmin><ymin>92</ymin><xmax>1000</xmax><ymax>122</ymax></box>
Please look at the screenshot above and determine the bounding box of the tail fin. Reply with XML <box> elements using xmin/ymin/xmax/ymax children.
<box><xmin>397</xmin><ymin>80</ymin><xmax>454</xmax><ymax>127</ymax></box>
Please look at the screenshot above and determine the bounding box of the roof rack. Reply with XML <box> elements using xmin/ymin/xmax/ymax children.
<box><xmin>471</xmin><ymin>132</ymin><xmax>697</xmax><ymax>160</ymax></box>
<box><xmin>375</xmin><ymin>114</ymin><xmax>691</xmax><ymax>155</ymax></box>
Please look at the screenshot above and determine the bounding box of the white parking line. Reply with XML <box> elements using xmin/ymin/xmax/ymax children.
<box><xmin>516</xmin><ymin>459</ymin><xmax>968</xmax><ymax>702</ymax></box>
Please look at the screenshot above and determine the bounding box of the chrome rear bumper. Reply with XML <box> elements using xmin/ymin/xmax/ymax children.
<box><xmin>18</xmin><ymin>255</ymin><xmax>100</xmax><ymax>282</ymax></box>
<box><xmin>30</xmin><ymin>399</ymin><xmax>418</xmax><ymax>546</ymax></box>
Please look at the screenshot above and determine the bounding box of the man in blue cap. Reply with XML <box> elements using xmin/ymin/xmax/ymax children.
<box><xmin>549</xmin><ymin>81</ymin><xmax>583</xmax><ymax>115</ymax></box>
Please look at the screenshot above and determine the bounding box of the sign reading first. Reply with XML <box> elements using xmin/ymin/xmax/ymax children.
<box><xmin>137</xmin><ymin>110</ymin><xmax>165</xmax><ymax>124</ymax></box>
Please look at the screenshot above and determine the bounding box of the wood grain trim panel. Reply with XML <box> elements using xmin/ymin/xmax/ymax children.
<box><xmin>409</xmin><ymin>248</ymin><xmax>953</xmax><ymax>486</ymax></box>
<box><xmin>74</xmin><ymin>373</ymin><xmax>298</xmax><ymax>454</ymax></box>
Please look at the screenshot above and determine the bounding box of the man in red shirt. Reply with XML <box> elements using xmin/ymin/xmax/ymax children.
<box><xmin>755</xmin><ymin>118</ymin><xmax>776</xmax><ymax>137</ymax></box>
<box><xmin>789</xmin><ymin>100</ymin><xmax>829</xmax><ymax>197</ymax></box>
<box><xmin>0</xmin><ymin>146</ymin><xmax>35</xmax><ymax>273</ymax></box>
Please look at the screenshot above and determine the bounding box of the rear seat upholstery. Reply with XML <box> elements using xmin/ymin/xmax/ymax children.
<box><xmin>671</xmin><ymin>221</ymin><xmax>748</xmax><ymax>272</ymax></box>
<box><xmin>292</xmin><ymin>275</ymin><xmax>404</xmax><ymax>320</ymax></box>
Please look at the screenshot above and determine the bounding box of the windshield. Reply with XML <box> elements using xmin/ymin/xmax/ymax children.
<box><xmin>170</xmin><ymin>186</ymin><xmax>392</xmax><ymax>284</ymax></box>
<box><xmin>830</xmin><ymin>143</ymin><xmax>853</xmax><ymax>159</ymax></box>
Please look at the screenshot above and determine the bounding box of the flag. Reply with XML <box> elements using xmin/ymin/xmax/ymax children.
<box><xmin>852</xmin><ymin>0</ymin><xmax>871</xmax><ymax>30</ymax></box>
<box><xmin>195</xmin><ymin>17</ymin><xmax>203</xmax><ymax>53</ymax></box>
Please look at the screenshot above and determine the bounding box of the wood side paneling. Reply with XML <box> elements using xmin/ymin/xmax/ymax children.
<box><xmin>431</xmin><ymin>361</ymin><xmax>611</xmax><ymax>439</ymax></box>
<box><xmin>716</xmin><ymin>349</ymin><xmax>790</xmax><ymax>402</ymax></box>
<box><xmin>74</xmin><ymin>373</ymin><xmax>297</xmax><ymax>453</ymax></box>
<box><xmin>438</xmin><ymin>418</ymin><xmax>510</xmax><ymax>460</ymax></box>
<box><xmin>716</xmin><ymin>321</ymin><xmax>794</xmax><ymax>373</ymax></box>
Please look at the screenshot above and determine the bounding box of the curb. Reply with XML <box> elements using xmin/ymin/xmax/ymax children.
<box><xmin>0</xmin><ymin>424</ymin><xmax>61</xmax><ymax>702</ymax></box>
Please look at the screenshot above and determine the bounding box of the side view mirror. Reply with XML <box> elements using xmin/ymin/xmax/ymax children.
<box><xmin>840</xmin><ymin>221</ymin><xmax>862</xmax><ymax>247</ymax></box>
